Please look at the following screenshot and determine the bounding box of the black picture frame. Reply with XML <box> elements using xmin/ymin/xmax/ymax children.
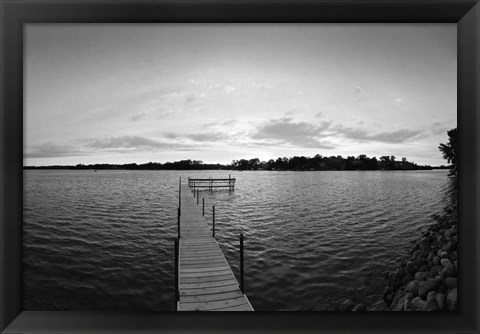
<box><xmin>1</xmin><ymin>0</ymin><xmax>479</xmax><ymax>333</ymax></box>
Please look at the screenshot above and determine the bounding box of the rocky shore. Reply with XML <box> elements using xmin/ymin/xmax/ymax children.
<box><xmin>339</xmin><ymin>192</ymin><xmax>457</xmax><ymax>312</ymax></box>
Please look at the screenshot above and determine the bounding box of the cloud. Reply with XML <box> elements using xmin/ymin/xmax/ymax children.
<box><xmin>354</xmin><ymin>86</ymin><xmax>366</xmax><ymax>102</ymax></box>
<box><xmin>185</xmin><ymin>94</ymin><xmax>196</xmax><ymax>104</ymax></box>
<box><xmin>130</xmin><ymin>112</ymin><xmax>148</xmax><ymax>122</ymax></box>
<box><xmin>252</xmin><ymin>117</ymin><xmax>334</xmax><ymax>149</ymax></box>
<box><xmin>85</xmin><ymin>136</ymin><xmax>194</xmax><ymax>151</ymax></box>
<box><xmin>24</xmin><ymin>143</ymin><xmax>86</xmax><ymax>158</ymax></box>
<box><xmin>335</xmin><ymin>126</ymin><xmax>422</xmax><ymax>143</ymax></box>
<box><xmin>188</xmin><ymin>132</ymin><xmax>226</xmax><ymax>142</ymax></box>
<box><xmin>164</xmin><ymin>131</ymin><xmax>229</xmax><ymax>143</ymax></box>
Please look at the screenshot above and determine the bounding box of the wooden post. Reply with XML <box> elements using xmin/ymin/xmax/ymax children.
<box><xmin>212</xmin><ymin>206</ymin><xmax>215</xmax><ymax>238</ymax></box>
<box><xmin>193</xmin><ymin>183</ymin><xmax>196</xmax><ymax>197</ymax></box>
<box><xmin>196</xmin><ymin>189</ymin><xmax>199</xmax><ymax>204</ymax></box>
<box><xmin>202</xmin><ymin>198</ymin><xmax>205</xmax><ymax>215</ymax></box>
<box><xmin>240</xmin><ymin>233</ymin><xmax>244</xmax><ymax>293</ymax></box>
<box><xmin>178</xmin><ymin>177</ymin><xmax>181</xmax><ymax>211</ymax></box>
<box><xmin>174</xmin><ymin>238</ymin><xmax>179</xmax><ymax>307</ymax></box>
<box><xmin>177</xmin><ymin>207</ymin><xmax>181</xmax><ymax>239</ymax></box>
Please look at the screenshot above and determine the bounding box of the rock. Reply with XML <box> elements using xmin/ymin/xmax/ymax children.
<box><xmin>427</xmin><ymin>251</ymin><xmax>434</xmax><ymax>261</ymax></box>
<box><xmin>340</xmin><ymin>299</ymin><xmax>355</xmax><ymax>311</ymax></box>
<box><xmin>440</xmin><ymin>258</ymin><xmax>452</xmax><ymax>267</ymax></box>
<box><xmin>418</xmin><ymin>280</ymin><xmax>437</xmax><ymax>299</ymax></box>
<box><xmin>438</xmin><ymin>284</ymin><xmax>447</xmax><ymax>294</ymax></box>
<box><xmin>351</xmin><ymin>303</ymin><xmax>366</xmax><ymax>311</ymax></box>
<box><xmin>427</xmin><ymin>291</ymin><xmax>437</xmax><ymax>300</ymax></box>
<box><xmin>404</xmin><ymin>299</ymin><xmax>416</xmax><ymax>311</ymax></box>
<box><xmin>414</xmin><ymin>272</ymin><xmax>427</xmax><ymax>281</ymax></box>
<box><xmin>434</xmin><ymin>275</ymin><xmax>444</xmax><ymax>285</ymax></box>
<box><xmin>389</xmin><ymin>292</ymin><xmax>409</xmax><ymax>311</ymax></box>
<box><xmin>425</xmin><ymin>295</ymin><xmax>439</xmax><ymax>311</ymax></box>
<box><xmin>401</xmin><ymin>273</ymin><xmax>414</xmax><ymax>285</ymax></box>
<box><xmin>436</xmin><ymin>292</ymin><xmax>446</xmax><ymax>311</ymax></box>
<box><xmin>446</xmin><ymin>288</ymin><xmax>457</xmax><ymax>311</ymax></box>
<box><xmin>410</xmin><ymin>296</ymin><xmax>427</xmax><ymax>311</ymax></box>
<box><xmin>439</xmin><ymin>251</ymin><xmax>448</xmax><ymax>258</ymax></box>
<box><xmin>368</xmin><ymin>300</ymin><xmax>387</xmax><ymax>312</ymax></box>
<box><xmin>441</xmin><ymin>265</ymin><xmax>457</xmax><ymax>278</ymax></box>
<box><xmin>444</xmin><ymin>230</ymin><xmax>451</xmax><ymax>239</ymax></box>
<box><xmin>432</xmin><ymin>256</ymin><xmax>440</xmax><ymax>266</ymax></box>
<box><xmin>430</xmin><ymin>266</ymin><xmax>443</xmax><ymax>276</ymax></box>
<box><xmin>405</xmin><ymin>280</ymin><xmax>419</xmax><ymax>296</ymax></box>
<box><xmin>368</xmin><ymin>300</ymin><xmax>387</xmax><ymax>311</ymax></box>
<box><xmin>442</xmin><ymin>241</ymin><xmax>452</xmax><ymax>252</ymax></box>
<box><xmin>383</xmin><ymin>287</ymin><xmax>394</xmax><ymax>304</ymax></box>
<box><xmin>444</xmin><ymin>277</ymin><xmax>457</xmax><ymax>289</ymax></box>
<box><xmin>406</xmin><ymin>261</ymin><xmax>416</xmax><ymax>273</ymax></box>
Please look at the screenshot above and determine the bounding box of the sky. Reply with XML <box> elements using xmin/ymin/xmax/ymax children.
<box><xmin>24</xmin><ymin>24</ymin><xmax>457</xmax><ymax>166</ymax></box>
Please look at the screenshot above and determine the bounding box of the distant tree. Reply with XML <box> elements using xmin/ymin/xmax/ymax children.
<box><xmin>438</xmin><ymin>128</ymin><xmax>457</xmax><ymax>176</ymax></box>
<box><xmin>249</xmin><ymin>158</ymin><xmax>260</xmax><ymax>170</ymax></box>
<box><xmin>379</xmin><ymin>156</ymin><xmax>391</xmax><ymax>170</ymax></box>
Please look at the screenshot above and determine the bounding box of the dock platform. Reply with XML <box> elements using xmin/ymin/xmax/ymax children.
<box><xmin>188</xmin><ymin>176</ymin><xmax>235</xmax><ymax>191</ymax></box>
<box><xmin>176</xmin><ymin>183</ymin><xmax>253</xmax><ymax>311</ymax></box>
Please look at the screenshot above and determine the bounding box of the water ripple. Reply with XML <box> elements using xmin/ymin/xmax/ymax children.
<box><xmin>23</xmin><ymin>169</ymin><xmax>451</xmax><ymax>311</ymax></box>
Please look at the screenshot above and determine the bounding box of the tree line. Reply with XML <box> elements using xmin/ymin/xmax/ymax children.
<box><xmin>231</xmin><ymin>155</ymin><xmax>436</xmax><ymax>171</ymax></box>
<box><xmin>24</xmin><ymin>129</ymin><xmax>457</xmax><ymax>172</ymax></box>
<box><xmin>24</xmin><ymin>155</ymin><xmax>445</xmax><ymax>171</ymax></box>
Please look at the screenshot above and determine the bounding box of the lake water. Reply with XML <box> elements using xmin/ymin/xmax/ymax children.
<box><xmin>23</xmin><ymin>169</ymin><xmax>453</xmax><ymax>311</ymax></box>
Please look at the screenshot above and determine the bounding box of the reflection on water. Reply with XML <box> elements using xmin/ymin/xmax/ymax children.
<box><xmin>23</xmin><ymin>169</ymin><xmax>451</xmax><ymax>311</ymax></box>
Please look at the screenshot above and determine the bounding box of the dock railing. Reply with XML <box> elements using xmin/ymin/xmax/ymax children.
<box><xmin>188</xmin><ymin>175</ymin><xmax>235</xmax><ymax>192</ymax></box>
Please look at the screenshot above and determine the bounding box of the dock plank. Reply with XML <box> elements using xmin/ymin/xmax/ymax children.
<box><xmin>177</xmin><ymin>183</ymin><xmax>252</xmax><ymax>311</ymax></box>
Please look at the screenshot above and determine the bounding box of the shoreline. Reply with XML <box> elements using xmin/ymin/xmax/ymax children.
<box><xmin>335</xmin><ymin>181</ymin><xmax>457</xmax><ymax>312</ymax></box>
<box><xmin>364</xmin><ymin>184</ymin><xmax>458</xmax><ymax>311</ymax></box>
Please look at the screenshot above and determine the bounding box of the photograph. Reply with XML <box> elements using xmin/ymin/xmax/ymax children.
<box><xmin>22</xmin><ymin>23</ymin><xmax>458</xmax><ymax>312</ymax></box>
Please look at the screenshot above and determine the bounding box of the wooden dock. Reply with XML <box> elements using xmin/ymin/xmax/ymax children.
<box><xmin>176</xmin><ymin>183</ymin><xmax>253</xmax><ymax>311</ymax></box>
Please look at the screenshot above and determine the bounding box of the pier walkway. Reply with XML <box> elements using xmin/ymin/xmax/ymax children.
<box><xmin>176</xmin><ymin>184</ymin><xmax>253</xmax><ymax>311</ymax></box>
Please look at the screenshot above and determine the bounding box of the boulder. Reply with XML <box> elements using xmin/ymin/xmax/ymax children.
<box><xmin>440</xmin><ymin>258</ymin><xmax>452</xmax><ymax>267</ymax></box>
<box><xmin>410</xmin><ymin>296</ymin><xmax>427</xmax><ymax>311</ymax></box>
<box><xmin>418</xmin><ymin>280</ymin><xmax>437</xmax><ymax>299</ymax></box>
<box><xmin>427</xmin><ymin>291</ymin><xmax>437</xmax><ymax>300</ymax></box>
<box><xmin>351</xmin><ymin>303</ymin><xmax>366</xmax><ymax>311</ymax></box>
<box><xmin>405</xmin><ymin>280</ymin><xmax>419</xmax><ymax>296</ymax></box>
<box><xmin>441</xmin><ymin>265</ymin><xmax>457</xmax><ymax>278</ymax></box>
<box><xmin>434</xmin><ymin>275</ymin><xmax>444</xmax><ymax>285</ymax></box>
<box><xmin>388</xmin><ymin>291</ymin><xmax>409</xmax><ymax>311</ymax></box>
<box><xmin>414</xmin><ymin>272</ymin><xmax>427</xmax><ymax>281</ymax></box>
<box><xmin>444</xmin><ymin>277</ymin><xmax>457</xmax><ymax>289</ymax></box>
<box><xmin>442</xmin><ymin>241</ymin><xmax>452</xmax><ymax>252</ymax></box>
<box><xmin>430</xmin><ymin>266</ymin><xmax>443</xmax><ymax>276</ymax></box>
<box><xmin>406</xmin><ymin>261</ymin><xmax>415</xmax><ymax>273</ymax></box>
<box><xmin>368</xmin><ymin>300</ymin><xmax>387</xmax><ymax>311</ymax></box>
<box><xmin>425</xmin><ymin>295</ymin><xmax>439</xmax><ymax>311</ymax></box>
<box><xmin>435</xmin><ymin>292</ymin><xmax>446</xmax><ymax>311</ymax></box>
<box><xmin>446</xmin><ymin>288</ymin><xmax>457</xmax><ymax>311</ymax></box>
